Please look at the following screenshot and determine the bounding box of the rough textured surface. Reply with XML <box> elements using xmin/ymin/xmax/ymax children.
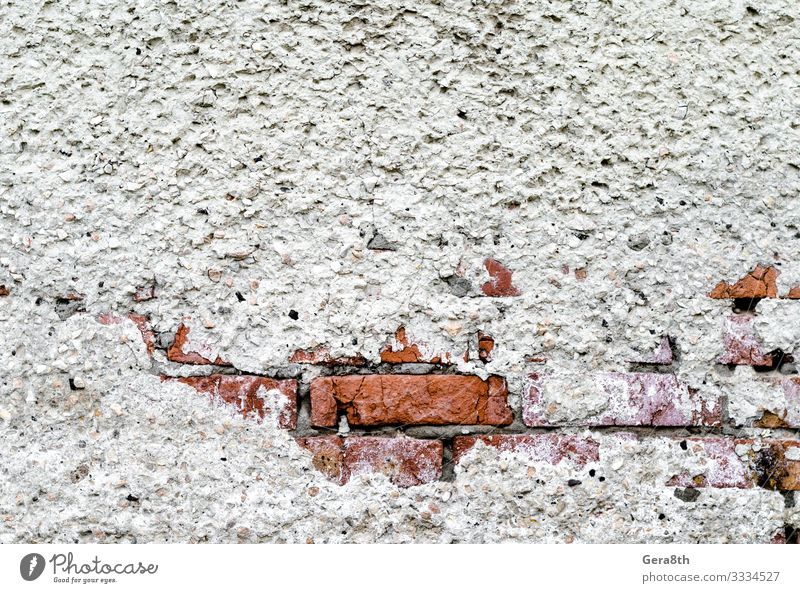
<box><xmin>717</xmin><ymin>313</ymin><xmax>774</xmax><ymax>366</ymax></box>
<box><xmin>523</xmin><ymin>372</ymin><xmax>721</xmax><ymax>427</ymax></box>
<box><xmin>164</xmin><ymin>375</ymin><xmax>298</xmax><ymax>429</ymax></box>
<box><xmin>2</xmin><ymin>0</ymin><xmax>800</xmax><ymax>543</ymax></box>
<box><xmin>297</xmin><ymin>436</ymin><xmax>443</xmax><ymax>487</ymax></box>
<box><xmin>452</xmin><ymin>434</ymin><xmax>600</xmax><ymax>466</ymax></box>
<box><xmin>709</xmin><ymin>265</ymin><xmax>779</xmax><ymax>299</ymax></box>
<box><xmin>310</xmin><ymin>374</ymin><xmax>512</xmax><ymax>426</ymax></box>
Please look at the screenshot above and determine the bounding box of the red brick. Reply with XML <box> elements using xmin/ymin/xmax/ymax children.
<box><xmin>708</xmin><ymin>264</ymin><xmax>778</xmax><ymax>299</ymax></box>
<box><xmin>481</xmin><ymin>258</ymin><xmax>520</xmax><ymax>297</ymax></box>
<box><xmin>460</xmin><ymin>331</ymin><xmax>496</xmax><ymax>364</ymax></box>
<box><xmin>523</xmin><ymin>372</ymin><xmax>721</xmax><ymax>427</ymax></box>
<box><xmin>380</xmin><ymin>326</ymin><xmax>452</xmax><ymax>364</ymax></box>
<box><xmin>785</xmin><ymin>286</ymin><xmax>800</xmax><ymax>299</ymax></box>
<box><xmin>289</xmin><ymin>346</ymin><xmax>367</xmax><ymax>367</ymax></box>
<box><xmin>452</xmin><ymin>434</ymin><xmax>599</xmax><ymax>466</ymax></box>
<box><xmin>297</xmin><ymin>436</ymin><xmax>442</xmax><ymax>487</ymax></box>
<box><xmin>98</xmin><ymin>312</ymin><xmax>155</xmax><ymax>355</ymax></box>
<box><xmin>754</xmin><ymin>378</ymin><xmax>800</xmax><ymax>428</ymax></box>
<box><xmin>296</xmin><ymin>436</ymin><xmax>345</xmax><ymax>484</ymax></box>
<box><xmin>477</xmin><ymin>332</ymin><xmax>495</xmax><ymax>363</ymax></box>
<box><xmin>627</xmin><ymin>336</ymin><xmax>673</xmax><ymax>365</ymax></box>
<box><xmin>173</xmin><ymin>375</ymin><xmax>218</xmax><ymax>396</ymax></box>
<box><xmin>310</xmin><ymin>374</ymin><xmax>513</xmax><ymax>427</ymax></box>
<box><xmin>163</xmin><ymin>375</ymin><xmax>297</xmax><ymax>428</ymax></box>
<box><xmin>167</xmin><ymin>322</ymin><xmax>231</xmax><ymax>366</ymax></box>
<box><xmin>716</xmin><ymin>314</ymin><xmax>772</xmax><ymax>366</ymax></box>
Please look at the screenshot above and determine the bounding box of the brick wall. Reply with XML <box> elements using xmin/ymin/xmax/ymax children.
<box><xmin>107</xmin><ymin>264</ymin><xmax>800</xmax><ymax>542</ymax></box>
<box><xmin>3</xmin><ymin>0</ymin><xmax>800</xmax><ymax>544</ymax></box>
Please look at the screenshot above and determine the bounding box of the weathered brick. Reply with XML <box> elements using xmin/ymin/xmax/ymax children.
<box><xmin>297</xmin><ymin>436</ymin><xmax>442</xmax><ymax>487</ymax></box>
<box><xmin>754</xmin><ymin>378</ymin><xmax>800</xmax><ymax>428</ymax></box>
<box><xmin>668</xmin><ymin>438</ymin><xmax>800</xmax><ymax>491</ymax></box>
<box><xmin>296</xmin><ymin>435</ymin><xmax>345</xmax><ymax>483</ymax></box>
<box><xmin>289</xmin><ymin>346</ymin><xmax>367</xmax><ymax>367</ymax></box>
<box><xmin>98</xmin><ymin>312</ymin><xmax>155</xmax><ymax>355</ymax></box>
<box><xmin>167</xmin><ymin>321</ymin><xmax>231</xmax><ymax>366</ymax></box>
<box><xmin>481</xmin><ymin>258</ymin><xmax>520</xmax><ymax>297</ymax></box>
<box><xmin>708</xmin><ymin>264</ymin><xmax>778</xmax><ymax>299</ymax></box>
<box><xmin>452</xmin><ymin>434</ymin><xmax>599</xmax><ymax>466</ymax></box>
<box><xmin>380</xmin><ymin>326</ymin><xmax>452</xmax><ymax>364</ymax></box>
<box><xmin>164</xmin><ymin>375</ymin><xmax>297</xmax><ymax>428</ymax></box>
<box><xmin>785</xmin><ymin>286</ymin><xmax>800</xmax><ymax>299</ymax></box>
<box><xmin>667</xmin><ymin>438</ymin><xmax>751</xmax><ymax>488</ymax></box>
<box><xmin>523</xmin><ymin>372</ymin><xmax>721</xmax><ymax>427</ymax></box>
<box><xmin>310</xmin><ymin>374</ymin><xmax>513</xmax><ymax>427</ymax></box>
<box><xmin>477</xmin><ymin>332</ymin><xmax>495</xmax><ymax>363</ymax></box>
<box><xmin>716</xmin><ymin>313</ymin><xmax>773</xmax><ymax>366</ymax></box>
<box><xmin>461</xmin><ymin>331</ymin><xmax>496</xmax><ymax>363</ymax></box>
<box><xmin>627</xmin><ymin>336</ymin><xmax>673</xmax><ymax>365</ymax></box>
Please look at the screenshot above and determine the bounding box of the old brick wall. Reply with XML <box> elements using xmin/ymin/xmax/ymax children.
<box><xmin>1</xmin><ymin>0</ymin><xmax>800</xmax><ymax>543</ymax></box>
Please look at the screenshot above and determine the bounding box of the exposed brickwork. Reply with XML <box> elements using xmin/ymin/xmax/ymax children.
<box><xmin>380</xmin><ymin>326</ymin><xmax>452</xmax><ymax>364</ymax></box>
<box><xmin>481</xmin><ymin>258</ymin><xmax>520</xmax><ymax>297</ymax></box>
<box><xmin>138</xmin><ymin>262</ymin><xmax>800</xmax><ymax>502</ymax></box>
<box><xmin>627</xmin><ymin>336</ymin><xmax>673</xmax><ymax>365</ymax></box>
<box><xmin>296</xmin><ymin>436</ymin><xmax>442</xmax><ymax>487</ymax></box>
<box><xmin>98</xmin><ymin>312</ymin><xmax>155</xmax><ymax>355</ymax></box>
<box><xmin>523</xmin><ymin>372</ymin><xmax>721</xmax><ymax>427</ymax></box>
<box><xmin>452</xmin><ymin>434</ymin><xmax>600</xmax><ymax>466</ymax></box>
<box><xmin>296</xmin><ymin>435</ymin><xmax>346</xmax><ymax>483</ymax></box>
<box><xmin>310</xmin><ymin>374</ymin><xmax>513</xmax><ymax>427</ymax></box>
<box><xmin>717</xmin><ymin>314</ymin><xmax>773</xmax><ymax>366</ymax></box>
<box><xmin>754</xmin><ymin>378</ymin><xmax>800</xmax><ymax>428</ymax></box>
<box><xmin>163</xmin><ymin>375</ymin><xmax>297</xmax><ymax>428</ymax></box>
<box><xmin>289</xmin><ymin>346</ymin><xmax>367</xmax><ymax>367</ymax></box>
<box><xmin>666</xmin><ymin>438</ymin><xmax>752</xmax><ymax>488</ymax></box>
<box><xmin>167</xmin><ymin>321</ymin><xmax>231</xmax><ymax>366</ymax></box>
<box><xmin>708</xmin><ymin>264</ymin><xmax>779</xmax><ymax>299</ymax></box>
<box><xmin>477</xmin><ymin>332</ymin><xmax>495</xmax><ymax>363</ymax></box>
<box><xmin>667</xmin><ymin>438</ymin><xmax>800</xmax><ymax>491</ymax></box>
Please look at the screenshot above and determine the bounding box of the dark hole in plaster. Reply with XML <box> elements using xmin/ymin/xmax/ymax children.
<box><xmin>753</xmin><ymin>350</ymin><xmax>792</xmax><ymax>373</ymax></box>
<box><xmin>785</xmin><ymin>524</ymin><xmax>799</xmax><ymax>544</ymax></box>
<box><xmin>733</xmin><ymin>297</ymin><xmax>761</xmax><ymax>312</ymax></box>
